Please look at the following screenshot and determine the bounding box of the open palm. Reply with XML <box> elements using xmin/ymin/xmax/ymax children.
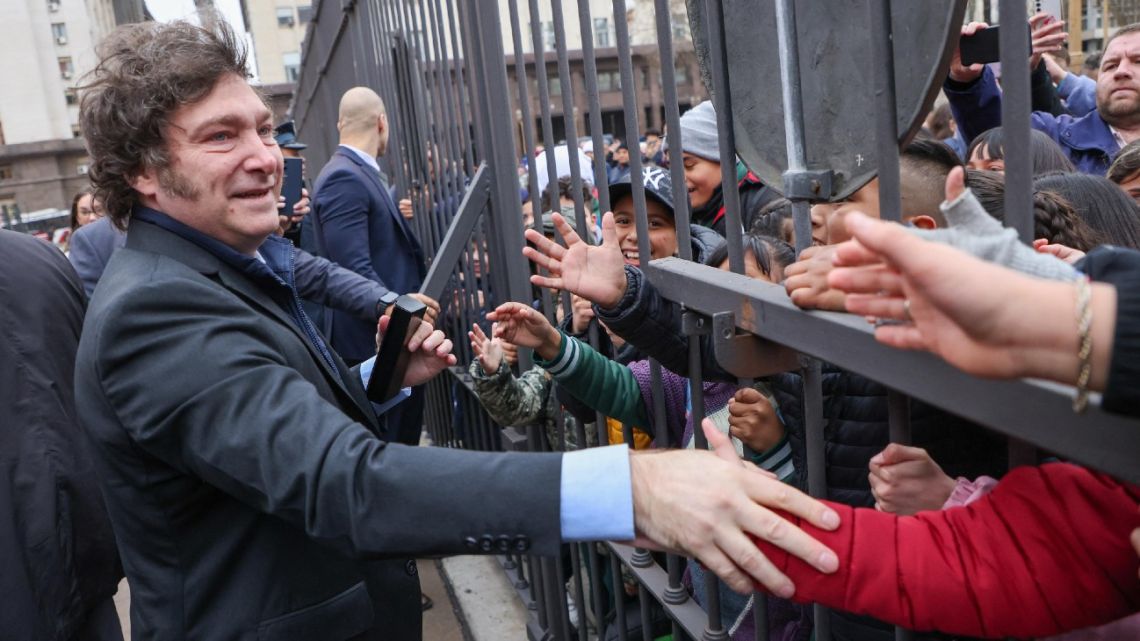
<box><xmin>522</xmin><ymin>212</ymin><xmax>628</xmax><ymax>308</ymax></box>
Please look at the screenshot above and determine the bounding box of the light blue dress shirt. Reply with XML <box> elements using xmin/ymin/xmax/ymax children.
<box><xmin>360</xmin><ymin>356</ymin><xmax>635</xmax><ymax>541</ymax></box>
<box><xmin>560</xmin><ymin>444</ymin><xmax>635</xmax><ymax>541</ymax></box>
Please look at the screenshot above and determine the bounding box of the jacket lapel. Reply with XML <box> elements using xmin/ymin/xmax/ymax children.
<box><xmin>336</xmin><ymin>148</ymin><xmax>420</xmax><ymax>250</ymax></box>
<box><xmin>127</xmin><ymin>222</ymin><xmax>381</xmax><ymax>432</ymax></box>
<box><xmin>214</xmin><ymin>265</ymin><xmax>380</xmax><ymax>432</ymax></box>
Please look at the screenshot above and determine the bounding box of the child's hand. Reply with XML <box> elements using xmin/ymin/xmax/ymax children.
<box><xmin>500</xmin><ymin>339</ymin><xmax>519</xmax><ymax>366</ymax></box>
<box><xmin>868</xmin><ymin>444</ymin><xmax>957</xmax><ymax>515</ymax></box>
<box><xmin>486</xmin><ymin>302</ymin><xmax>562</xmax><ymax>360</ymax></box>
<box><xmin>522</xmin><ymin>212</ymin><xmax>628</xmax><ymax>309</ymax></box>
<box><xmin>468</xmin><ymin>323</ymin><xmax>503</xmax><ymax>374</ymax></box>
<box><xmin>570</xmin><ymin>294</ymin><xmax>595</xmax><ymax>334</ymax></box>
<box><xmin>1033</xmin><ymin>238</ymin><xmax>1086</xmax><ymax>264</ymax></box>
<box><xmin>784</xmin><ymin>245</ymin><xmax>848</xmax><ymax>311</ymax></box>
<box><xmin>727</xmin><ymin>387</ymin><xmax>784</xmax><ymax>452</ymax></box>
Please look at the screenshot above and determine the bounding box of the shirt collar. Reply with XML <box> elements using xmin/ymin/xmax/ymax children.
<box><xmin>340</xmin><ymin>144</ymin><xmax>381</xmax><ymax>174</ymax></box>
<box><xmin>1110</xmin><ymin>126</ymin><xmax>1128</xmax><ymax>151</ymax></box>
<box><xmin>132</xmin><ymin>207</ymin><xmax>295</xmax><ymax>290</ymax></box>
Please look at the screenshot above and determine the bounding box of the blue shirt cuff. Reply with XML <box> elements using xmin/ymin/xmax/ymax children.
<box><xmin>560</xmin><ymin>445</ymin><xmax>634</xmax><ymax>541</ymax></box>
<box><xmin>358</xmin><ymin>356</ymin><xmax>410</xmax><ymax>415</ymax></box>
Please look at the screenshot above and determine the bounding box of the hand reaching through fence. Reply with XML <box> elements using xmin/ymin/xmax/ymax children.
<box><xmin>867</xmin><ymin>444</ymin><xmax>956</xmax><ymax>515</ymax></box>
<box><xmin>486</xmin><ymin>302</ymin><xmax>562</xmax><ymax>361</ymax></box>
<box><xmin>827</xmin><ymin>212</ymin><xmax>1117</xmax><ymax>387</ymax></box>
<box><xmin>629</xmin><ymin>419</ymin><xmax>839</xmax><ymax>597</ymax></box>
<box><xmin>726</xmin><ymin>387</ymin><xmax>784</xmax><ymax>453</ymax></box>
<box><xmin>784</xmin><ymin>245</ymin><xmax>848</xmax><ymax>311</ymax></box>
<box><xmin>522</xmin><ymin>211</ymin><xmax>629</xmax><ymax>309</ymax></box>
<box><xmin>468</xmin><ymin>323</ymin><xmax>504</xmax><ymax>374</ymax></box>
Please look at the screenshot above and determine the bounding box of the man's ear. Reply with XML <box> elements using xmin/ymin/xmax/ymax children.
<box><xmin>130</xmin><ymin>166</ymin><xmax>160</xmax><ymax>199</ymax></box>
<box><xmin>907</xmin><ymin>214</ymin><xmax>939</xmax><ymax>230</ymax></box>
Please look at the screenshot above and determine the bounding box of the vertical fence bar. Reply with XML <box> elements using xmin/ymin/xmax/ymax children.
<box><xmin>868</xmin><ymin>23</ymin><xmax>916</xmax><ymax>635</ymax></box>
<box><xmin>575</xmin><ymin>0</ymin><xmax>613</xmax><ymax>213</ymax></box>
<box><xmin>773</xmin><ymin>0</ymin><xmax>831</xmax><ymax>638</ymax></box>
<box><xmin>998</xmin><ymin>0</ymin><xmax>1040</xmax><ymax>472</ymax></box>
<box><xmin>999</xmin><ymin>0</ymin><xmax>1033</xmax><ymax>243</ymax></box>
<box><xmin>703</xmin><ymin>0</ymin><xmax>744</xmax><ymax>273</ymax></box>
<box><xmin>650</xmin><ymin>4</ymin><xmax>698</xmax><ymax>637</ymax></box>
<box><xmin>548</xmin><ymin>0</ymin><xmax>587</xmax><ymax>230</ymax></box>
<box><xmin>424</xmin><ymin>0</ymin><xmax>464</xmax><ymax>205</ymax></box>
<box><xmin>444</xmin><ymin>0</ymin><xmax>477</xmax><ymax>175</ymax></box>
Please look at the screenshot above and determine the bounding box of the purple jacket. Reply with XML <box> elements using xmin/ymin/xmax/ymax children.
<box><xmin>944</xmin><ymin>66</ymin><xmax>1118</xmax><ymax>176</ymax></box>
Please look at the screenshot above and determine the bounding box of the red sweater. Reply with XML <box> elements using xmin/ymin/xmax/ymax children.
<box><xmin>756</xmin><ymin>464</ymin><xmax>1140</xmax><ymax>638</ymax></box>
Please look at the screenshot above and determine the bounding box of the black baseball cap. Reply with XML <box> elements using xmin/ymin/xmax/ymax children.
<box><xmin>608</xmin><ymin>166</ymin><xmax>675</xmax><ymax>217</ymax></box>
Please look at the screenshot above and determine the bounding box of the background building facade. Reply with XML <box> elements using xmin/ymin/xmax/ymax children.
<box><xmin>0</xmin><ymin>0</ymin><xmax>145</xmax><ymax>228</ymax></box>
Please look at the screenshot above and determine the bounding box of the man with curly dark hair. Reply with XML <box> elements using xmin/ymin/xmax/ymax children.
<box><xmin>73</xmin><ymin>16</ymin><xmax>842</xmax><ymax>641</ymax></box>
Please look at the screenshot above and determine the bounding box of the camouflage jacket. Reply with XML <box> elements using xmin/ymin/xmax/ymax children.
<box><xmin>468</xmin><ymin>359</ymin><xmax>597</xmax><ymax>452</ymax></box>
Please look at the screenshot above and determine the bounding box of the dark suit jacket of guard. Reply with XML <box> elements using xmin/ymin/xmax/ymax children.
<box><xmin>312</xmin><ymin>147</ymin><xmax>427</xmax><ymax>363</ymax></box>
<box><xmin>0</xmin><ymin>230</ymin><xmax>122</xmax><ymax>640</ymax></box>
<box><xmin>74</xmin><ymin>219</ymin><xmax>562</xmax><ymax>641</ymax></box>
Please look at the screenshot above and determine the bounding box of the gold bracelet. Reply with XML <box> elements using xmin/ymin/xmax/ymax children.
<box><xmin>1073</xmin><ymin>276</ymin><xmax>1093</xmax><ymax>413</ymax></box>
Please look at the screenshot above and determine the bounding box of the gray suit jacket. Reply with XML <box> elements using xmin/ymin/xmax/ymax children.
<box><xmin>74</xmin><ymin>219</ymin><xmax>562</xmax><ymax>641</ymax></box>
<box><xmin>68</xmin><ymin>217</ymin><xmax>126</xmax><ymax>297</ymax></box>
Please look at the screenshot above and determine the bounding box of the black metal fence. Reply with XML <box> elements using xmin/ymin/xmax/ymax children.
<box><xmin>290</xmin><ymin>1</ymin><xmax>1140</xmax><ymax>639</ymax></box>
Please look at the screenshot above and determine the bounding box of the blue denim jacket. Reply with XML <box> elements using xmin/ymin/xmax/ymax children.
<box><xmin>944</xmin><ymin>65</ymin><xmax>1118</xmax><ymax>176</ymax></box>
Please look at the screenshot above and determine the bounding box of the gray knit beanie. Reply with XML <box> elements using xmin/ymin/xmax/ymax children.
<box><xmin>671</xmin><ymin>100</ymin><xmax>720</xmax><ymax>162</ymax></box>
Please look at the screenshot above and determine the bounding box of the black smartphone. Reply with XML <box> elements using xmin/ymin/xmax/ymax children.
<box><xmin>281</xmin><ymin>157</ymin><xmax>303</xmax><ymax>217</ymax></box>
<box><xmin>366</xmin><ymin>295</ymin><xmax>428</xmax><ymax>403</ymax></box>
<box><xmin>960</xmin><ymin>25</ymin><xmax>1002</xmax><ymax>66</ymax></box>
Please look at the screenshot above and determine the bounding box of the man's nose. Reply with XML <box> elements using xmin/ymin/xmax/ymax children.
<box><xmin>244</xmin><ymin>133</ymin><xmax>280</xmax><ymax>174</ymax></box>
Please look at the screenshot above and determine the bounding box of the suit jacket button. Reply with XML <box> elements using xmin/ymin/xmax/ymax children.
<box><xmin>480</xmin><ymin>535</ymin><xmax>494</xmax><ymax>552</ymax></box>
<box><xmin>405</xmin><ymin>560</ymin><xmax>418</xmax><ymax>576</ymax></box>
<box><xmin>514</xmin><ymin>536</ymin><xmax>530</xmax><ymax>552</ymax></box>
<box><xmin>496</xmin><ymin>535</ymin><xmax>512</xmax><ymax>552</ymax></box>
<box><xmin>464</xmin><ymin>536</ymin><xmax>478</xmax><ymax>550</ymax></box>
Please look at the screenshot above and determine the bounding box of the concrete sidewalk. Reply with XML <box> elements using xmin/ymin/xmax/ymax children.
<box><xmin>111</xmin><ymin>555</ymin><xmax>525</xmax><ymax>640</ymax></box>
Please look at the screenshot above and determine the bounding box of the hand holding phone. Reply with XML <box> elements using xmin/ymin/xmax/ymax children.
<box><xmin>367</xmin><ymin>295</ymin><xmax>428</xmax><ymax>403</ymax></box>
<box><xmin>960</xmin><ymin>24</ymin><xmax>1002</xmax><ymax>66</ymax></box>
<box><xmin>281</xmin><ymin>157</ymin><xmax>304</xmax><ymax>217</ymax></box>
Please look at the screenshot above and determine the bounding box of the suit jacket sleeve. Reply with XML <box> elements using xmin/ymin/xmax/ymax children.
<box><xmin>88</xmin><ymin>275</ymin><xmax>564</xmax><ymax>558</ymax></box>
<box><xmin>595</xmin><ymin>265</ymin><xmax>735</xmax><ymax>382</ymax></box>
<box><xmin>68</xmin><ymin>225</ymin><xmax>108</xmax><ymax>297</ymax></box>
<box><xmin>317</xmin><ymin>170</ymin><xmax>391</xmax><ymax>288</ymax></box>
<box><xmin>293</xmin><ymin>246</ymin><xmax>391</xmax><ymax>322</ymax></box>
<box><xmin>754</xmin><ymin>463</ymin><xmax>1140</xmax><ymax>638</ymax></box>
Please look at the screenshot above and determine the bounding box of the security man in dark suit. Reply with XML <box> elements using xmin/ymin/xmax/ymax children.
<box><xmin>0</xmin><ymin>229</ymin><xmax>123</xmax><ymax>641</ymax></box>
<box><xmin>312</xmin><ymin>87</ymin><xmax>440</xmax><ymax>446</ymax></box>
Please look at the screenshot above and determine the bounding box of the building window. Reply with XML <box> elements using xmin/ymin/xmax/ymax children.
<box><xmin>596</xmin><ymin>70</ymin><xmax>621</xmax><ymax>92</ymax></box>
<box><xmin>674</xmin><ymin>65</ymin><xmax>691</xmax><ymax>87</ymax></box>
<box><xmin>297</xmin><ymin>5</ymin><xmax>313</xmax><ymax>23</ymax></box>
<box><xmin>277</xmin><ymin>7</ymin><xmax>295</xmax><ymax>27</ymax></box>
<box><xmin>594</xmin><ymin>17</ymin><xmax>610</xmax><ymax>48</ymax></box>
<box><xmin>672</xmin><ymin>12</ymin><xmax>689</xmax><ymax>40</ymax></box>
<box><xmin>47</xmin><ymin>0</ymin><xmax>60</xmax><ymax>12</ymax></box>
<box><xmin>51</xmin><ymin>22</ymin><xmax>68</xmax><ymax>45</ymax></box>
<box><xmin>0</xmin><ymin>197</ymin><xmax>19</xmax><ymax>226</ymax></box>
<box><xmin>58</xmin><ymin>56</ymin><xmax>74</xmax><ymax>79</ymax></box>
<box><xmin>64</xmin><ymin>88</ymin><xmax>78</xmax><ymax>105</ymax></box>
<box><xmin>0</xmin><ymin>166</ymin><xmax>13</xmax><ymax>180</ymax></box>
<box><xmin>283</xmin><ymin>52</ymin><xmax>301</xmax><ymax>82</ymax></box>
<box><xmin>547</xmin><ymin>76</ymin><xmax>561</xmax><ymax>95</ymax></box>
<box><xmin>542</xmin><ymin>21</ymin><xmax>555</xmax><ymax>50</ymax></box>
<box><xmin>76</xmin><ymin>161</ymin><xmax>89</xmax><ymax>175</ymax></box>
<box><xmin>71</xmin><ymin>124</ymin><xmax>81</xmax><ymax>138</ymax></box>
